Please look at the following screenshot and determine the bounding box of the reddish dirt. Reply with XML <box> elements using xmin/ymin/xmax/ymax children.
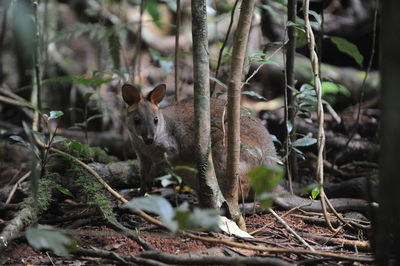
<box><xmin>0</xmin><ymin>204</ymin><xmax>373</xmax><ymax>265</ymax></box>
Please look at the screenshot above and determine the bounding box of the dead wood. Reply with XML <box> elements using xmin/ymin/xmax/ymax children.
<box><xmin>138</xmin><ymin>250</ymin><xmax>293</xmax><ymax>265</ymax></box>
<box><xmin>301</xmin><ymin>232</ymin><xmax>370</xmax><ymax>251</ymax></box>
<box><xmin>0</xmin><ymin>207</ymin><xmax>35</xmax><ymax>252</ymax></box>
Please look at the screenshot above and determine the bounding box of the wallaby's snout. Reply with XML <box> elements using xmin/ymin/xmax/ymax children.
<box><xmin>122</xmin><ymin>83</ymin><xmax>166</xmax><ymax>146</ymax></box>
<box><xmin>142</xmin><ymin>134</ymin><xmax>154</xmax><ymax>145</ymax></box>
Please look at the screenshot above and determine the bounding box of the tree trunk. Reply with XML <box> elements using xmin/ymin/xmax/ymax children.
<box><xmin>191</xmin><ymin>0</ymin><xmax>225</xmax><ymax>209</ymax></box>
<box><xmin>226</xmin><ymin>0</ymin><xmax>255</xmax><ymax>229</ymax></box>
<box><xmin>374</xmin><ymin>0</ymin><xmax>400</xmax><ymax>264</ymax></box>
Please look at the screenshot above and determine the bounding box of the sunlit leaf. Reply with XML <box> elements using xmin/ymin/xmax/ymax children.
<box><xmin>241</xmin><ymin>91</ymin><xmax>267</xmax><ymax>101</ymax></box>
<box><xmin>124</xmin><ymin>196</ymin><xmax>177</xmax><ymax>231</ymax></box>
<box><xmin>292</xmin><ymin>136</ymin><xmax>317</xmax><ymax>147</ymax></box>
<box><xmin>48</xmin><ymin>111</ymin><xmax>64</xmax><ymax>120</ymax></box>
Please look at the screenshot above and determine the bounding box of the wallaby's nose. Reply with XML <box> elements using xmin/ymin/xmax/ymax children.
<box><xmin>143</xmin><ymin>136</ymin><xmax>154</xmax><ymax>145</ymax></box>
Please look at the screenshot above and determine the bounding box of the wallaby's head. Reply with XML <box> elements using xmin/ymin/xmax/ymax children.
<box><xmin>122</xmin><ymin>83</ymin><xmax>166</xmax><ymax>145</ymax></box>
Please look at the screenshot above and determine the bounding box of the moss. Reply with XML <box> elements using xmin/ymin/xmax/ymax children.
<box><xmin>57</xmin><ymin>139</ymin><xmax>118</xmax><ymax>164</ymax></box>
<box><xmin>21</xmin><ymin>172</ymin><xmax>61</xmax><ymax>221</ymax></box>
<box><xmin>70</xmin><ymin>164</ymin><xmax>116</xmax><ymax>220</ymax></box>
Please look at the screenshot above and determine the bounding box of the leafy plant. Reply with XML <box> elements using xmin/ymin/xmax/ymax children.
<box><xmin>124</xmin><ymin>195</ymin><xmax>219</xmax><ymax>232</ymax></box>
<box><xmin>26</xmin><ymin>226</ymin><xmax>78</xmax><ymax>256</ymax></box>
<box><xmin>155</xmin><ymin>153</ymin><xmax>197</xmax><ymax>190</ymax></box>
<box><xmin>329</xmin><ymin>36</ymin><xmax>364</xmax><ymax>67</ymax></box>
<box><xmin>247</xmin><ymin>165</ymin><xmax>284</xmax><ymax>209</ymax></box>
<box><xmin>68</xmin><ymin>92</ymin><xmax>103</xmax><ymax>145</ymax></box>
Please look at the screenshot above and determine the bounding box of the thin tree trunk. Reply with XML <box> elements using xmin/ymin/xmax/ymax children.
<box><xmin>226</xmin><ymin>0</ymin><xmax>255</xmax><ymax>228</ymax></box>
<box><xmin>374</xmin><ymin>0</ymin><xmax>400</xmax><ymax>264</ymax></box>
<box><xmin>285</xmin><ymin>0</ymin><xmax>298</xmax><ymax>189</ymax></box>
<box><xmin>191</xmin><ymin>0</ymin><xmax>225</xmax><ymax>209</ymax></box>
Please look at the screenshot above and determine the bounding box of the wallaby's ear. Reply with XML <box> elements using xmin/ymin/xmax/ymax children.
<box><xmin>148</xmin><ymin>84</ymin><xmax>166</xmax><ymax>105</ymax></box>
<box><xmin>122</xmin><ymin>84</ymin><xmax>141</xmax><ymax>106</ymax></box>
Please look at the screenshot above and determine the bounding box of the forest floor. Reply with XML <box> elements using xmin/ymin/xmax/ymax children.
<box><xmin>1</xmin><ymin>186</ymin><xmax>373</xmax><ymax>265</ymax></box>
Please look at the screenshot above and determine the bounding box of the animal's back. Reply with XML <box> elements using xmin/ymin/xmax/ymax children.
<box><xmin>162</xmin><ymin>98</ymin><xmax>276</xmax><ymax>197</ymax></box>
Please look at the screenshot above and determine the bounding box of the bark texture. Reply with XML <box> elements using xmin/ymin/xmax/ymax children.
<box><xmin>226</xmin><ymin>0</ymin><xmax>255</xmax><ymax>226</ymax></box>
<box><xmin>191</xmin><ymin>0</ymin><xmax>225</xmax><ymax>209</ymax></box>
<box><xmin>374</xmin><ymin>0</ymin><xmax>400</xmax><ymax>264</ymax></box>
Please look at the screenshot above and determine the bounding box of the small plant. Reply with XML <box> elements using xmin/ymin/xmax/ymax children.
<box><xmin>124</xmin><ymin>195</ymin><xmax>220</xmax><ymax>232</ymax></box>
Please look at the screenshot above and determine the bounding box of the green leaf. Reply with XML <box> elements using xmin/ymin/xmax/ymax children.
<box><xmin>145</xmin><ymin>0</ymin><xmax>161</xmax><ymax>29</ymax></box>
<box><xmin>240</xmin><ymin>105</ymin><xmax>254</xmax><ymax>115</ymax></box>
<box><xmin>299</xmin><ymin>183</ymin><xmax>321</xmax><ymax>199</ymax></box>
<box><xmin>308</xmin><ymin>10</ymin><xmax>321</xmax><ymax>27</ymax></box>
<box><xmin>26</xmin><ymin>226</ymin><xmax>78</xmax><ymax>256</ymax></box>
<box><xmin>173</xmin><ymin>165</ymin><xmax>198</xmax><ymax>173</ymax></box>
<box><xmin>210</xmin><ymin>77</ymin><xmax>227</xmax><ymax>89</ymax></box>
<box><xmin>175</xmin><ymin>205</ymin><xmax>220</xmax><ymax>231</ymax></box>
<box><xmin>241</xmin><ymin>91</ymin><xmax>267</xmax><ymax>101</ymax></box>
<box><xmin>9</xmin><ymin>135</ymin><xmax>28</xmax><ymax>146</ymax></box>
<box><xmin>321</xmin><ymin>81</ymin><xmax>351</xmax><ymax>96</ymax></box>
<box><xmin>311</xmin><ymin>186</ymin><xmax>321</xmax><ymax>199</ymax></box>
<box><xmin>292</xmin><ymin>136</ymin><xmax>317</xmax><ymax>147</ymax></box>
<box><xmin>57</xmin><ymin>187</ymin><xmax>74</xmax><ymax>198</ymax></box>
<box><xmin>247</xmin><ymin>165</ymin><xmax>283</xmax><ymax>195</ymax></box>
<box><xmin>67</xmin><ymin>140</ymin><xmax>83</xmax><ymax>153</ymax></box>
<box><xmin>329</xmin><ymin>37</ymin><xmax>364</xmax><ymax>67</ymax></box>
<box><xmin>86</xmin><ymin>114</ymin><xmax>103</xmax><ymax>124</ymax></box>
<box><xmin>48</xmin><ymin>110</ymin><xmax>64</xmax><ymax>120</ymax></box>
<box><xmin>124</xmin><ymin>196</ymin><xmax>177</xmax><ymax>231</ymax></box>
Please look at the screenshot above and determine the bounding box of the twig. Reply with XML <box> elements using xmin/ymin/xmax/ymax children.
<box><xmin>174</xmin><ymin>0</ymin><xmax>181</xmax><ymax>101</ymax></box>
<box><xmin>74</xmin><ymin>247</ymin><xmax>167</xmax><ymax>266</ymax></box>
<box><xmin>269</xmin><ymin>208</ymin><xmax>315</xmax><ymax>251</ymax></box>
<box><xmin>301</xmin><ymin>232</ymin><xmax>370</xmax><ymax>251</ymax></box>
<box><xmin>5</xmin><ymin>171</ymin><xmax>31</xmax><ymax>204</ymax></box>
<box><xmin>210</xmin><ymin>0</ymin><xmax>239</xmax><ymax>96</ymax></box>
<box><xmin>241</xmin><ymin>44</ymin><xmax>285</xmax><ymax>89</ymax></box>
<box><xmin>182</xmin><ymin>231</ymin><xmax>373</xmax><ymax>262</ymax></box>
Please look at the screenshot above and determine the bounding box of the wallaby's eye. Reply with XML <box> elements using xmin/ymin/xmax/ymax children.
<box><xmin>133</xmin><ymin>117</ymin><xmax>141</xmax><ymax>125</ymax></box>
<box><xmin>154</xmin><ymin>117</ymin><xmax>159</xmax><ymax>124</ymax></box>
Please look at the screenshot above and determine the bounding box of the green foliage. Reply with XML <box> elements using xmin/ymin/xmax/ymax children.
<box><xmin>247</xmin><ymin>165</ymin><xmax>284</xmax><ymax>209</ymax></box>
<box><xmin>329</xmin><ymin>36</ymin><xmax>364</xmax><ymax>67</ymax></box>
<box><xmin>43</xmin><ymin>75</ymin><xmax>113</xmax><ymax>87</ymax></box>
<box><xmin>149</xmin><ymin>48</ymin><xmax>173</xmax><ymax>75</ymax></box>
<box><xmin>107</xmin><ymin>26</ymin><xmax>121</xmax><ymax>69</ymax></box>
<box><xmin>48</xmin><ymin>110</ymin><xmax>64</xmax><ymax>120</ymax></box>
<box><xmin>145</xmin><ymin>0</ymin><xmax>162</xmax><ymax>28</ymax></box>
<box><xmin>26</xmin><ymin>226</ymin><xmax>78</xmax><ymax>256</ymax></box>
<box><xmin>299</xmin><ymin>183</ymin><xmax>322</xmax><ymax>200</ymax></box>
<box><xmin>292</xmin><ymin>136</ymin><xmax>317</xmax><ymax>147</ymax></box>
<box><xmin>241</xmin><ymin>91</ymin><xmax>267</xmax><ymax>101</ymax></box>
<box><xmin>156</xmin><ymin>153</ymin><xmax>197</xmax><ymax>189</ymax></box>
<box><xmin>248</xmin><ymin>52</ymin><xmax>279</xmax><ymax>66</ymax></box>
<box><xmin>124</xmin><ymin>196</ymin><xmax>219</xmax><ymax>232</ymax></box>
<box><xmin>59</xmin><ymin>139</ymin><xmax>118</xmax><ymax>164</ymax></box>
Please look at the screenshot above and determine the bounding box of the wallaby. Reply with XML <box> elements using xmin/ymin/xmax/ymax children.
<box><xmin>122</xmin><ymin>83</ymin><xmax>369</xmax><ymax>213</ymax></box>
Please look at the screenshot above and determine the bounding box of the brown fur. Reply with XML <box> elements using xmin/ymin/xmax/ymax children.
<box><xmin>122</xmin><ymin>84</ymin><xmax>277</xmax><ymax>199</ymax></box>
